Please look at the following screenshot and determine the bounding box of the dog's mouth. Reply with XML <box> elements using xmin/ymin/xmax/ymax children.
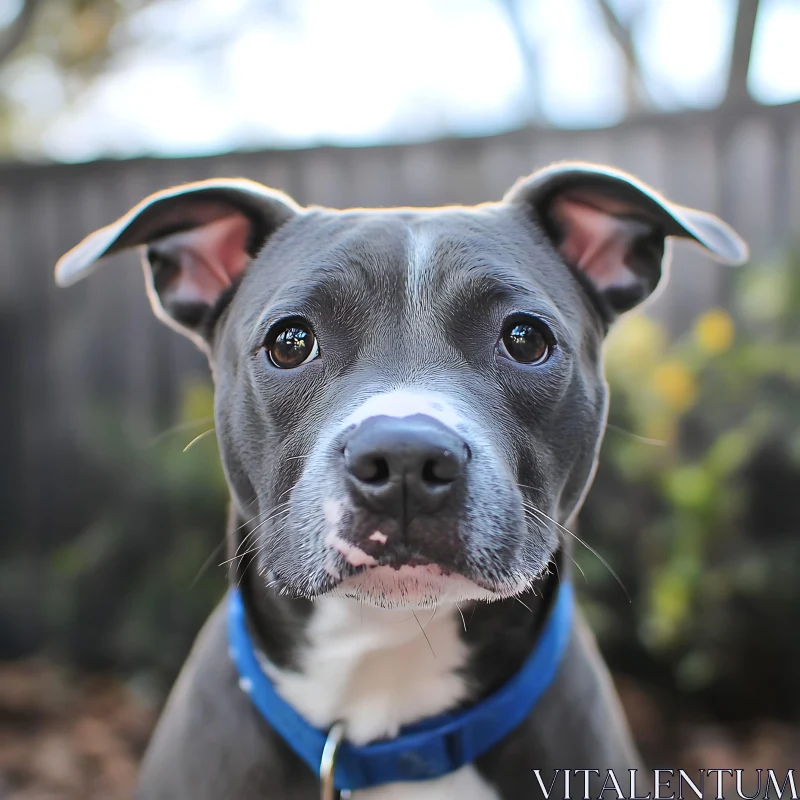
<box><xmin>256</xmin><ymin>510</ymin><xmax>551</xmax><ymax>608</ymax></box>
<box><xmin>320</xmin><ymin>539</ymin><xmax>540</xmax><ymax>609</ymax></box>
<box><xmin>300</xmin><ymin>487</ymin><xmax>556</xmax><ymax>608</ymax></box>
<box><xmin>329</xmin><ymin>562</ymin><xmax>510</xmax><ymax>609</ymax></box>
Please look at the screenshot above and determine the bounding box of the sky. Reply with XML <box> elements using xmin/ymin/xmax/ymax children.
<box><xmin>2</xmin><ymin>0</ymin><xmax>799</xmax><ymax>161</ymax></box>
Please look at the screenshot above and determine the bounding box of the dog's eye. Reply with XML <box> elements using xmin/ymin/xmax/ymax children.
<box><xmin>498</xmin><ymin>317</ymin><xmax>554</xmax><ymax>365</ymax></box>
<box><xmin>265</xmin><ymin>320</ymin><xmax>319</xmax><ymax>369</ymax></box>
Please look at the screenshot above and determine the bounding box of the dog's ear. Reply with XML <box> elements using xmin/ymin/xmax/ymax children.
<box><xmin>504</xmin><ymin>162</ymin><xmax>748</xmax><ymax>317</ymax></box>
<box><xmin>55</xmin><ymin>179</ymin><xmax>301</xmax><ymax>349</ymax></box>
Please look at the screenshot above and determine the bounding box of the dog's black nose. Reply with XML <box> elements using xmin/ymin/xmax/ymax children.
<box><xmin>342</xmin><ymin>414</ymin><xmax>469</xmax><ymax>517</ymax></box>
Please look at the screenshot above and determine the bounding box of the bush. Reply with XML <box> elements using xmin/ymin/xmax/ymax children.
<box><xmin>42</xmin><ymin>380</ymin><xmax>228</xmax><ymax>690</ymax></box>
<box><xmin>579</xmin><ymin>249</ymin><xmax>800</xmax><ymax>725</ymax></box>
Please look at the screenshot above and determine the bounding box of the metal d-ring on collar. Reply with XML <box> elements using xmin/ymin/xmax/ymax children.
<box><xmin>320</xmin><ymin>721</ymin><xmax>351</xmax><ymax>800</ymax></box>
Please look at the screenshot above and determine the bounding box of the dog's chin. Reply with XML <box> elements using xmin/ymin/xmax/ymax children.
<box><xmin>327</xmin><ymin>564</ymin><xmax>533</xmax><ymax>610</ymax></box>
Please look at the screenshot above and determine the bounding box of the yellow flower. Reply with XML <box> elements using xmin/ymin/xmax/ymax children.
<box><xmin>693</xmin><ymin>309</ymin><xmax>735</xmax><ymax>355</ymax></box>
<box><xmin>651</xmin><ymin>360</ymin><xmax>696</xmax><ymax>412</ymax></box>
<box><xmin>605</xmin><ymin>313</ymin><xmax>667</xmax><ymax>373</ymax></box>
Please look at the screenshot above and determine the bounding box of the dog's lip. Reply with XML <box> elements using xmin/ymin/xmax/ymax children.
<box><xmin>322</xmin><ymin>533</ymin><xmax>528</xmax><ymax>596</ymax></box>
<box><xmin>332</xmin><ymin>558</ymin><xmax>503</xmax><ymax>594</ymax></box>
<box><xmin>328</xmin><ymin>562</ymin><xmax>518</xmax><ymax>608</ymax></box>
<box><xmin>332</xmin><ymin>555</ymin><xmax>451</xmax><ymax>580</ymax></box>
<box><xmin>372</xmin><ymin>553</ymin><xmax>439</xmax><ymax>569</ymax></box>
<box><xmin>349</xmin><ymin>548</ymin><xmax>462</xmax><ymax>576</ymax></box>
<box><xmin>335</xmin><ymin>562</ymin><xmax>466</xmax><ymax>588</ymax></box>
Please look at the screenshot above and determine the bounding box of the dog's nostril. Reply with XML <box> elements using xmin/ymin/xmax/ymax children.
<box><xmin>345</xmin><ymin>446</ymin><xmax>391</xmax><ymax>484</ymax></box>
<box><xmin>422</xmin><ymin>455</ymin><xmax>458</xmax><ymax>485</ymax></box>
<box><xmin>363</xmin><ymin>457</ymin><xmax>390</xmax><ymax>484</ymax></box>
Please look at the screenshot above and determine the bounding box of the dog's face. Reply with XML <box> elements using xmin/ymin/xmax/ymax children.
<box><xmin>214</xmin><ymin>205</ymin><xmax>607</xmax><ymax>607</ymax></box>
<box><xmin>56</xmin><ymin>164</ymin><xmax>747</xmax><ymax>609</ymax></box>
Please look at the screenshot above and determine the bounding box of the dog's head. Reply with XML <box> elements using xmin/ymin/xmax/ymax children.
<box><xmin>56</xmin><ymin>163</ymin><xmax>747</xmax><ymax>609</ymax></box>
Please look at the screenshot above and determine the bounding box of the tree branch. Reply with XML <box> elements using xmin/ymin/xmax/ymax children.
<box><xmin>724</xmin><ymin>0</ymin><xmax>761</xmax><ymax>106</ymax></box>
<box><xmin>594</xmin><ymin>0</ymin><xmax>654</xmax><ymax>112</ymax></box>
<box><xmin>0</xmin><ymin>0</ymin><xmax>42</xmax><ymax>68</ymax></box>
<box><xmin>496</xmin><ymin>0</ymin><xmax>542</xmax><ymax>122</ymax></box>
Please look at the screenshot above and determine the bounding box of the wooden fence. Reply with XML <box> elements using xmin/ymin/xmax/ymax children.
<box><xmin>1</xmin><ymin>99</ymin><xmax>799</xmax><ymax>549</ymax></box>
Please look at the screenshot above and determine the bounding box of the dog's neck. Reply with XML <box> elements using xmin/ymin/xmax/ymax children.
<box><xmin>232</xmin><ymin>511</ymin><xmax>565</xmax><ymax>746</ymax></box>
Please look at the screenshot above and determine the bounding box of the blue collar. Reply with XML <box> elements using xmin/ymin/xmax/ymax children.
<box><xmin>228</xmin><ymin>580</ymin><xmax>574</xmax><ymax>792</ymax></box>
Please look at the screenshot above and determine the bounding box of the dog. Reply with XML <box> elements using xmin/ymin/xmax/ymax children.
<box><xmin>55</xmin><ymin>162</ymin><xmax>747</xmax><ymax>799</ymax></box>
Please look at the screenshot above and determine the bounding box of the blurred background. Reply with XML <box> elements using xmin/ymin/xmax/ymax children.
<box><xmin>0</xmin><ymin>0</ymin><xmax>798</xmax><ymax>797</ymax></box>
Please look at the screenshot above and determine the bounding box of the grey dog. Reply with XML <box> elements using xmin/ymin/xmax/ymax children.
<box><xmin>56</xmin><ymin>162</ymin><xmax>747</xmax><ymax>799</ymax></box>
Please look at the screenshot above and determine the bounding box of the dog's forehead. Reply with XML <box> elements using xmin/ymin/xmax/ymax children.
<box><xmin>239</xmin><ymin>203</ymin><xmax>576</xmax><ymax>325</ymax></box>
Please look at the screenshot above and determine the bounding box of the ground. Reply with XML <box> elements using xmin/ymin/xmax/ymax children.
<box><xmin>0</xmin><ymin>661</ymin><xmax>156</xmax><ymax>800</ymax></box>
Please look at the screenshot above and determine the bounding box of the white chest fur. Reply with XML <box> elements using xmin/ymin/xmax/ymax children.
<box><xmin>263</xmin><ymin>597</ymin><xmax>501</xmax><ymax>799</ymax></box>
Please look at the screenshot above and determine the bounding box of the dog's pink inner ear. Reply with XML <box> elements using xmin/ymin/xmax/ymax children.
<box><xmin>549</xmin><ymin>194</ymin><xmax>652</xmax><ymax>292</ymax></box>
<box><xmin>150</xmin><ymin>212</ymin><xmax>252</xmax><ymax>307</ymax></box>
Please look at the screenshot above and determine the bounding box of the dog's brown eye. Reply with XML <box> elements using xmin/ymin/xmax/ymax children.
<box><xmin>266</xmin><ymin>320</ymin><xmax>319</xmax><ymax>369</ymax></box>
<box><xmin>499</xmin><ymin>317</ymin><xmax>554</xmax><ymax>365</ymax></box>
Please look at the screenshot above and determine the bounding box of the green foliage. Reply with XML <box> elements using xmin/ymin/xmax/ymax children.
<box><xmin>579</xmin><ymin>249</ymin><xmax>800</xmax><ymax>719</ymax></box>
<box><xmin>43</xmin><ymin>378</ymin><xmax>228</xmax><ymax>688</ymax></box>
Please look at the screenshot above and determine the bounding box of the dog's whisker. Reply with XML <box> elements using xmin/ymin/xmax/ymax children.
<box><xmin>233</xmin><ymin>535</ymin><xmax>259</xmax><ymax>561</ymax></box>
<box><xmin>233</xmin><ymin>502</ymin><xmax>281</xmax><ymax>535</ymax></box>
<box><xmin>565</xmin><ymin>552</ymin><xmax>588</xmax><ymax>584</ymax></box>
<box><xmin>236</xmin><ymin>505</ymin><xmax>291</xmax><ymax>553</ymax></box>
<box><xmin>189</xmin><ymin>538</ymin><xmax>227</xmax><ymax>588</ymax></box>
<box><xmin>233</xmin><ymin>502</ymin><xmax>292</xmax><ymax>557</ymax></box>
<box><xmin>455</xmin><ymin>602</ymin><xmax>467</xmax><ymax>632</ymax></box>
<box><xmin>514</xmin><ymin>595</ymin><xmax>533</xmax><ymax>613</ymax></box>
<box><xmin>412</xmin><ymin>610</ymin><xmax>436</xmax><ymax>658</ymax></box>
<box><xmin>605</xmin><ymin>423</ymin><xmax>666</xmax><ymax>447</ymax></box>
<box><xmin>182</xmin><ymin>427</ymin><xmax>216</xmax><ymax>452</ymax></box>
<box><xmin>520</xmin><ymin>499</ymin><xmax>630</xmax><ymax>603</ymax></box>
<box><xmin>237</xmin><ymin>489</ymin><xmax>294</xmax><ymax>532</ymax></box>
<box><xmin>219</xmin><ymin>543</ymin><xmax>266</xmax><ymax>567</ymax></box>
<box><xmin>145</xmin><ymin>417</ymin><xmax>215</xmax><ymax>448</ymax></box>
<box><xmin>235</xmin><ymin>523</ymin><xmax>289</xmax><ymax>571</ymax></box>
<box><xmin>203</xmin><ymin>499</ymin><xmax>289</xmax><ymax>581</ymax></box>
<box><xmin>236</xmin><ymin>566</ymin><xmax>250</xmax><ymax>588</ymax></box>
<box><xmin>275</xmin><ymin>484</ymin><xmax>297</xmax><ymax>503</ymax></box>
<box><xmin>421</xmin><ymin>604</ymin><xmax>438</xmax><ymax>631</ymax></box>
<box><xmin>236</xmin><ymin>540</ymin><xmax>273</xmax><ymax>587</ymax></box>
<box><xmin>238</xmin><ymin>484</ymin><xmax>284</xmax><ymax>516</ymax></box>
<box><xmin>232</xmin><ymin>512</ymin><xmax>290</xmax><ymax>586</ymax></box>
<box><xmin>233</xmin><ymin>524</ymin><xmax>265</xmax><ymax>560</ymax></box>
